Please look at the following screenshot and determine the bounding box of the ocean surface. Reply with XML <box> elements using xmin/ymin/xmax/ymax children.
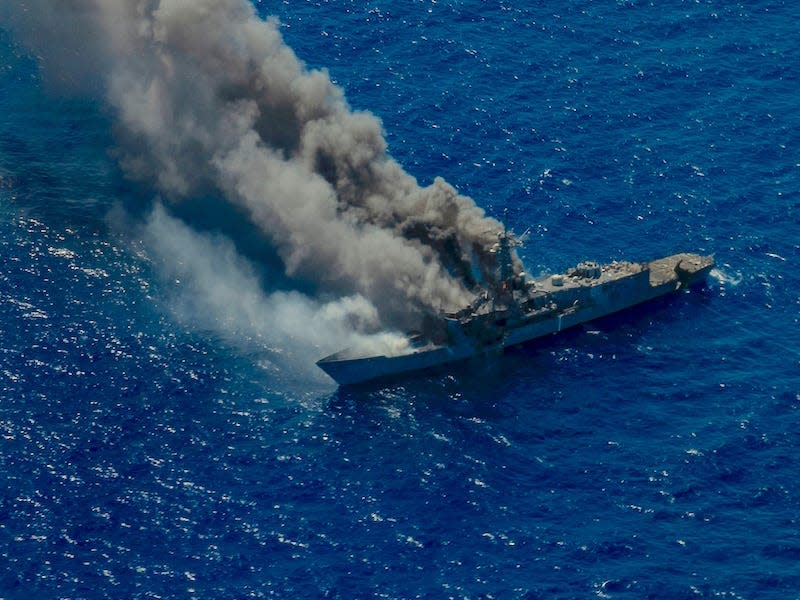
<box><xmin>1</xmin><ymin>1</ymin><xmax>799</xmax><ymax>598</ymax></box>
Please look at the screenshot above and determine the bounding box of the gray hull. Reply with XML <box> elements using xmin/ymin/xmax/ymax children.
<box><xmin>317</xmin><ymin>253</ymin><xmax>714</xmax><ymax>386</ymax></box>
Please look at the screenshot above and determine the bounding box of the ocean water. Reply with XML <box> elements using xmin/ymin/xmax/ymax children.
<box><xmin>1</xmin><ymin>1</ymin><xmax>799</xmax><ymax>598</ymax></box>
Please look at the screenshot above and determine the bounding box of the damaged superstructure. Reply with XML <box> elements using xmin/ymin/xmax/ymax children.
<box><xmin>317</xmin><ymin>230</ymin><xmax>714</xmax><ymax>386</ymax></box>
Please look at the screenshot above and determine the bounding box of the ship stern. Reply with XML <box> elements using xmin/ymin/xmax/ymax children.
<box><xmin>674</xmin><ymin>253</ymin><xmax>715</xmax><ymax>286</ymax></box>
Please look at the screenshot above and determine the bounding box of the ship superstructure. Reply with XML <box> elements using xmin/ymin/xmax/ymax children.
<box><xmin>317</xmin><ymin>231</ymin><xmax>714</xmax><ymax>386</ymax></box>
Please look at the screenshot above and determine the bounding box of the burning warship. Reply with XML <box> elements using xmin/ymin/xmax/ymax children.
<box><xmin>317</xmin><ymin>230</ymin><xmax>714</xmax><ymax>386</ymax></box>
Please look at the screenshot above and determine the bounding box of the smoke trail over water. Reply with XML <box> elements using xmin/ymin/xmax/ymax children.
<box><xmin>5</xmin><ymin>0</ymin><xmax>508</xmax><ymax>356</ymax></box>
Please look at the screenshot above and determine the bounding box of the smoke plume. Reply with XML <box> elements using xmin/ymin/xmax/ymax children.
<box><xmin>4</xmin><ymin>0</ymin><xmax>508</xmax><ymax>344</ymax></box>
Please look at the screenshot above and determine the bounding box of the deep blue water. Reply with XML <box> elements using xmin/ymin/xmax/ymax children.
<box><xmin>2</xmin><ymin>1</ymin><xmax>799</xmax><ymax>598</ymax></box>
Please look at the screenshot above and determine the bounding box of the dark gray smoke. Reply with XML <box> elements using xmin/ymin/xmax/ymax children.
<box><xmin>5</xmin><ymin>0</ymin><xmax>509</xmax><ymax>340</ymax></box>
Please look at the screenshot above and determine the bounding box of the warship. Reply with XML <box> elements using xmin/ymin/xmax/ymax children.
<box><xmin>317</xmin><ymin>231</ymin><xmax>714</xmax><ymax>385</ymax></box>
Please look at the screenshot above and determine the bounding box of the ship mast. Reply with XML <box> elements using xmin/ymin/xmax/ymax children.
<box><xmin>489</xmin><ymin>227</ymin><xmax>520</xmax><ymax>310</ymax></box>
<box><xmin>489</xmin><ymin>214</ymin><xmax>529</xmax><ymax>310</ymax></box>
<box><xmin>496</xmin><ymin>229</ymin><xmax>515</xmax><ymax>286</ymax></box>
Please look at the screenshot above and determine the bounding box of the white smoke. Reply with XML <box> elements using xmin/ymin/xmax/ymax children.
<box><xmin>139</xmin><ymin>203</ymin><xmax>409</xmax><ymax>364</ymax></box>
<box><xmin>5</xmin><ymin>0</ymin><xmax>511</xmax><ymax>355</ymax></box>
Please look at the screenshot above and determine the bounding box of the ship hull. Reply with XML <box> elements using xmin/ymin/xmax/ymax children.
<box><xmin>317</xmin><ymin>253</ymin><xmax>713</xmax><ymax>386</ymax></box>
<box><xmin>315</xmin><ymin>343</ymin><xmax>476</xmax><ymax>387</ymax></box>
